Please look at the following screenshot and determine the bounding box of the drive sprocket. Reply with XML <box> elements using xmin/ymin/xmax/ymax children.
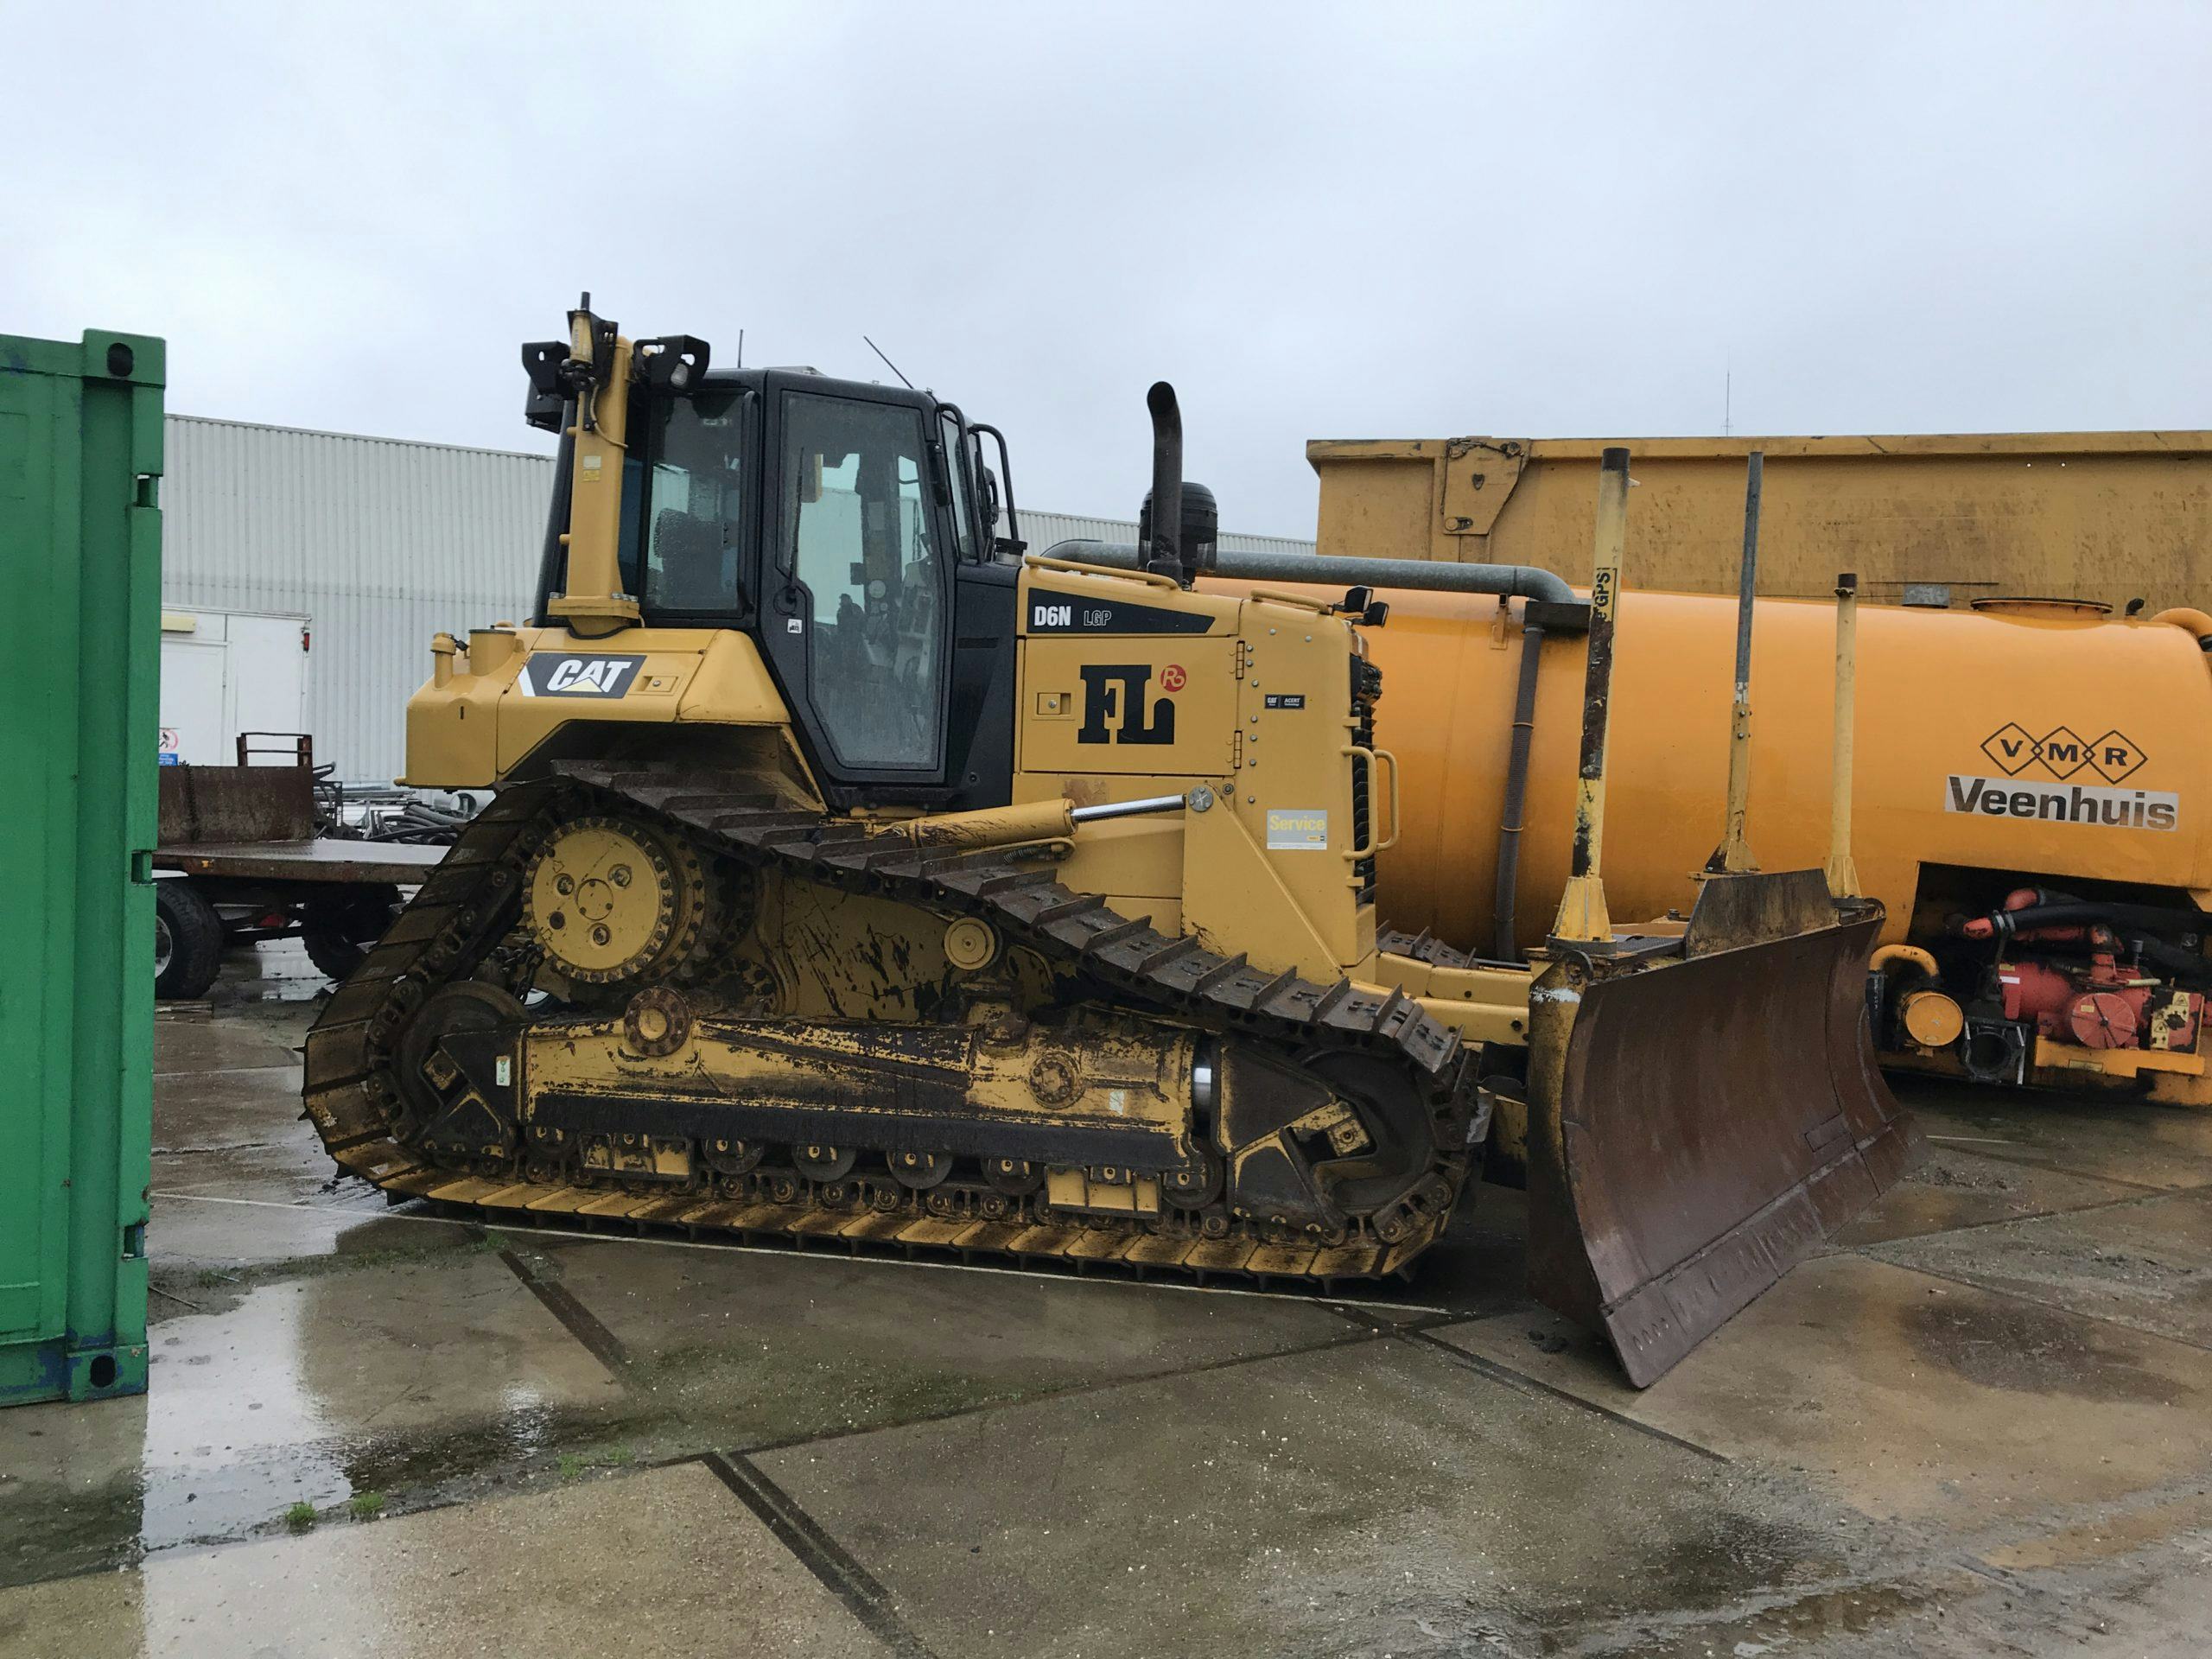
<box><xmin>521</xmin><ymin>812</ymin><xmax>722</xmax><ymax>985</ymax></box>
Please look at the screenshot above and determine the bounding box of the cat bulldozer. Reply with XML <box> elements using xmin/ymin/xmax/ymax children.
<box><xmin>302</xmin><ymin>301</ymin><xmax>1914</xmax><ymax>1384</ymax></box>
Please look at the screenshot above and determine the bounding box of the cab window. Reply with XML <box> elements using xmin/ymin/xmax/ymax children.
<box><xmin>780</xmin><ymin>393</ymin><xmax>945</xmax><ymax>770</ymax></box>
<box><xmin>636</xmin><ymin>390</ymin><xmax>748</xmax><ymax>614</ymax></box>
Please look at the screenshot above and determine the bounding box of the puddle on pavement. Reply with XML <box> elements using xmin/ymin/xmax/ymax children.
<box><xmin>148</xmin><ymin>1211</ymin><xmax>487</xmax><ymax>1310</ymax></box>
<box><xmin>1897</xmin><ymin>1294</ymin><xmax>2198</xmax><ymax>1406</ymax></box>
<box><xmin>1596</xmin><ymin>1574</ymin><xmax>1945</xmax><ymax>1659</ymax></box>
<box><xmin>0</xmin><ymin>1243</ymin><xmax>688</xmax><ymax>1588</ymax></box>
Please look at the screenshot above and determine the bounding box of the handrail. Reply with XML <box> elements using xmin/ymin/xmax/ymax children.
<box><xmin>1022</xmin><ymin>553</ymin><xmax>1183</xmax><ymax>590</ymax></box>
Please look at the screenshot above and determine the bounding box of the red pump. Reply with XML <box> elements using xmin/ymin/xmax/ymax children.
<box><xmin>1980</xmin><ymin>889</ymin><xmax>2202</xmax><ymax>1052</ymax></box>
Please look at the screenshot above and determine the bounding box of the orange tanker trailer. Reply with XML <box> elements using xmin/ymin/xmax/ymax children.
<box><xmin>1355</xmin><ymin>585</ymin><xmax>2212</xmax><ymax>1108</ymax></box>
<box><xmin>1046</xmin><ymin>521</ymin><xmax>2212</xmax><ymax>1111</ymax></box>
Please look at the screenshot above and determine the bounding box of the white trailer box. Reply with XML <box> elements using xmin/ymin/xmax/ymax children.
<box><xmin>158</xmin><ymin>608</ymin><xmax>310</xmax><ymax>768</ymax></box>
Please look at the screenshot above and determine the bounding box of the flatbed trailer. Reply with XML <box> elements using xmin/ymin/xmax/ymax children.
<box><xmin>152</xmin><ymin>765</ymin><xmax>450</xmax><ymax>999</ymax></box>
<box><xmin>153</xmin><ymin>837</ymin><xmax>445</xmax><ymax>887</ymax></box>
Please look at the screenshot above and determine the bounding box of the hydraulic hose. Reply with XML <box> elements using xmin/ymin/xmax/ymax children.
<box><xmin>1964</xmin><ymin>899</ymin><xmax>2212</xmax><ymax>941</ymax></box>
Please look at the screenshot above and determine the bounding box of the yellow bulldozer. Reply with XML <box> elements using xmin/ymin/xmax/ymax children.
<box><xmin>303</xmin><ymin>301</ymin><xmax>1914</xmax><ymax>1385</ymax></box>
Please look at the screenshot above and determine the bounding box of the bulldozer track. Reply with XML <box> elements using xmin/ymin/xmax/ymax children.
<box><xmin>302</xmin><ymin>762</ymin><xmax>1483</xmax><ymax>1286</ymax></box>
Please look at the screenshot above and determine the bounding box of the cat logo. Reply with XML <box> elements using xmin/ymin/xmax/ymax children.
<box><xmin>1077</xmin><ymin>664</ymin><xmax>1175</xmax><ymax>745</ymax></box>
<box><xmin>517</xmin><ymin>654</ymin><xmax>645</xmax><ymax>699</ymax></box>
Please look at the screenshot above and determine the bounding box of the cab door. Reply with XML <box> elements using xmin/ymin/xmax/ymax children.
<box><xmin>760</xmin><ymin>376</ymin><xmax>954</xmax><ymax>798</ymax></box>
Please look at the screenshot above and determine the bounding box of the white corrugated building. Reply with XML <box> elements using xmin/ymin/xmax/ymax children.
<box><xmin>160</xmin><ymin>416</ymin><xmax>1314</xmax><ymax>785</ymax></box>
<box><xmin>162</xmin><ymin>418</ymin><xmax>551</xmax><ymax>786</ymax></box>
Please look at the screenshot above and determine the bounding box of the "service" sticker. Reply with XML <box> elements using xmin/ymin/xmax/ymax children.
<box><xmin>1265</xmin><ymin>807</ymin><xmax>1330</xmax><ymax>850</ymax></box>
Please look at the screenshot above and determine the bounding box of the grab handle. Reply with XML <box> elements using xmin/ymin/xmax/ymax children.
<box><xmin>1341</xmin><ymin>745</ymin><xmax>1401</xmax><ymax>860</ymax></box>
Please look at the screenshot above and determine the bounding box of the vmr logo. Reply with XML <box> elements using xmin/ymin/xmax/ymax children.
<box><xmin>1980</xmin><ymin>722</ymin><xmax>2146</xmax><ymax>785</ymax></box>
<box><xmin>518</xmin><ymin>654</ymin><xmax>645</xmax><ymax>699</ymax></box>
<box><xmin>1077</xmin><ymin>664</ymin><xmax>1175</xmax><ymax>746</ymax></box>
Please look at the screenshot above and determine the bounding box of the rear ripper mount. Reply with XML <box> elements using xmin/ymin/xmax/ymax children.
<box><xmin>303</xmin><ymin>764</ymin><xmax>1487</xmax><ymax>1284</ymax></box>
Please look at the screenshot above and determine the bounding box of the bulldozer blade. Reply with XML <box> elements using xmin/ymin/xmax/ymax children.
<box><xmin>1524</xmin><ymin>871</ymin><xmax>1920</xmax><ymax>1387</ymax></box>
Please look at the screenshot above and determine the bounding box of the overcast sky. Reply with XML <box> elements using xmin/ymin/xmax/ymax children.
<box><xmin>13</xmin><ymin>3</ymin><xmax>2209</xmax><ymax>537</ymax></box>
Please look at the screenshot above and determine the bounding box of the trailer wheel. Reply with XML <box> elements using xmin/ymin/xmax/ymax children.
<box><xmin>155</xmin><ymin>881</ymin><xmax>226</xmax><ymax>1001</ymax></box>
<box><xmin>302</xmin><ymin>884</ymin><xmax>404</xmax><ymax>985</ymax></box>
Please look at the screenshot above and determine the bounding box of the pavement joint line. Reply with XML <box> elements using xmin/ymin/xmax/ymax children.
<box><xmin>1856</xmin><ymin>1255</ymin><xmax>2212</xmax><ymax>1357</ymax></box>
<box><xmin>1913</xmin><ymin>1141</ymin><xmax>2176</xmax><ymax>1194</ymax></box>
<box><xmin>1321</xmin><ymin>1300</ymin><xmax>1494</xmax><ymax>1336</ymax></box>
<box><xmin>490</xmin><ymin>1242</ymin><xmax>637</xmax><ymax>1376</ymax></box>
<box><xmin>150</xmin><ymin>1192</ymin><xmax>1456</xmax><ymax>1317</ymax></box>
<box><xmin>153</xmin><ymin>1191</ymin><xmax>409</xmax><ymax>1217</ymax></box>
<box><xmin>698</xmin><ymin>1450</ymin><xmax>938</xmax><ymax>1659</ymax></box>
<box><xmin>152</xmin><ymin>1140</ymin><xmax>296</xmax><ymax>1156</ymax></box>
<box><xmin>485</xmin><ymin>1225</ymin><xmax>1396</xmax><ymax>1465</ymax></box>
<box><xmin>1955</xmin><ymin>1554</ymin><xmax>2022</xmax><ymax>1588</ymax></box>
<box><xmin>1847</xmin><ymin>1181</ymin><xmax>2208</xmax><ymax>1249</ymax></box>
<box><xmin>729</xmin><ymin>1323</ymin><xmax>1392</xmax><ymax>1461</ymax></box>
<box><xmin>150</xmin><ymin>1062</ymin><xmax>302</xmax><ymax>1081</ymax></box>
<box><xmin>1397</xmin><ymin>1328</ymin><xmax>1733</xmax><ymax>1465</ymax></box>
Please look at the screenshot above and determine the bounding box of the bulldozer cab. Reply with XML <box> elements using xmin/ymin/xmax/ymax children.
<box><xmin>528</xmin><ymin>356</ymin><xmax>1021</xmax><ymax>811</ymax></box>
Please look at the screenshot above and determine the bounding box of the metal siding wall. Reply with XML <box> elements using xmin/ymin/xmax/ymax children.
<box><xmin>162</xmin><ymin>417</ymin><xmax>550</xmax><ymax>783</ymax></box>
<box><xmin>160</xmin><ymin>418</ymin><xmax>1314</xmax><ymax>785</ymax></box>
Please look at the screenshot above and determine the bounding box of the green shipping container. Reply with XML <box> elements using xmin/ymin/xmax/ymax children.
<box><xmin>0</xmin><ymin>329</ymin><xmax>162</xmax><ymax>1404</ymax></box>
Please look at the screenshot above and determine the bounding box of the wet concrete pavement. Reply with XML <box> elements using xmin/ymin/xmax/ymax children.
<box><xmin>2</xmin><ymin>951</ymin><xmax>2209</xmax><ymax>1656</ymax></box>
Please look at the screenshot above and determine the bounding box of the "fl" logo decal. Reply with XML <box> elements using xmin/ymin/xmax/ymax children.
<box><xmin>1077</xmin><ymin>664</ymin><xmax>1177</xmax><ymax>746</ymax></box>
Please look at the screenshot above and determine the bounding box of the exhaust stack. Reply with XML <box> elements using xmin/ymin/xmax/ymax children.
<box><xmin>1144</xmin><ymin>382</ymin><xmax>1185</xmax><ymax>583</ymax></box>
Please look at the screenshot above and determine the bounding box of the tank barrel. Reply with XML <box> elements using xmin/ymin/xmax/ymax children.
<box><xmin>1825</xmin><ymin>571</ymin><xmax>1863</xmax><ymax>898</ymax></box>
<box><xmin>1707</xmin><ymin>451</ymin><xmax>1764</xmax><ymax>874</ymax></box>
<box><xmin>1550</xmin><ymin>447</ymin><xmax>1630</xmax><ymax>942</ymax></box>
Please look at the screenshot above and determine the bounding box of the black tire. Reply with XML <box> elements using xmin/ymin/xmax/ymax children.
<box><xmin>155</xmin><ymin>881</ymin><xmax>226</xmax><ymax>1001</ymax></box>
<box><xmin>302</xmin><ymin>883</ymin><xmax>403</xmax><ymax>985</ymax></box>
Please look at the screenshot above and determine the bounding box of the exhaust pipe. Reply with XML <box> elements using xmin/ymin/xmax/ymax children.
<box><xmin>1145</xmin><ymin>382</ymin><xmax>1185</xmax><ymax>583</ymax></box>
